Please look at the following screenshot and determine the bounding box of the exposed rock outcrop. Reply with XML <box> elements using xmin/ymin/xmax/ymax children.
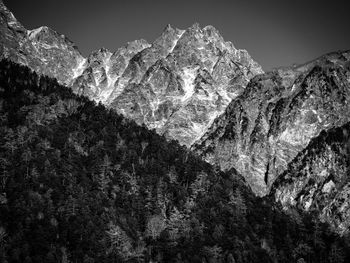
<box><xmin>0</xmin><ymin>3</ymin><xmax>263</xmax><ymax>146</ymax></box>
<box><xmin>193</xmin><ymin>51</ymin><xmax>350</xmax><ymax>195</ymax></box>
<box><xmin>270</xmin><ymin>123</ymin><xmax>350</xmax><ymax>234</ymax></box>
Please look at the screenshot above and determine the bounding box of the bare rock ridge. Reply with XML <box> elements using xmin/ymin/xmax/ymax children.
<box><xmin>192</xmin><ymin>51</ymin><xmax>350</xmax><ymax>196</ymax></box>
<box><xmin>0</xmin><ymin>1</ymin><xmax>84</xmax><ymax>86</ymax></box>
<box><xmin>270</xmin><ymin>122</ymin><xmax>350</xmax><ymax>234</ymax></box>
<box><xmin>0</xmin><ymin>2</ymin><xmax>263</xmax><ymax>146</ymax></box>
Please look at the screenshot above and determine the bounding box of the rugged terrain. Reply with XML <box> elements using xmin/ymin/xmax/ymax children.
<box><xmin>193</xmin><ymin>51</ymin><xmax>350</xmax><ymax>196</ymax></box>
<box><xmin>270</xmin><ymin>122</ymin><xmax>350</xmax><ymax>235</ymax></box>
<box><xmin>0</xmin><ymin>1</ymin><xmax>84</xmax><ymax>85</ymax></box>
<box><xmin>2</xmin><ymin>0</ymin><xmax>350</xmax><ymax>246</ymax></box>
<box><xmin>1</xmin><ymin>59</ymin><xmax>349</xmax><ymax>263</ymax></box>
<box><xmin>0</xmin><ymin>1</ymin><xmax>263</xmax><ymax>146</ymax></box>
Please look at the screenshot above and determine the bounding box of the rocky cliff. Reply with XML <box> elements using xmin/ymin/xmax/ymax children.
<box><xmin>193</xmin><ymin>51</ymin><xmax>350</xmax><ymax>195</ymax></box>
<box><xmin>0</xmin><ymin>2</ymin><xmax>263</xmax><ymax>146</ymax></box>
<box><xmin>270</xmin><ymin>123</ymin><xmax>350</xmax><ymax>234</ymax></box>
<box><xmin>0</xmin><ymin>1</ymin><xmax>84</xmax><ymax>85</ymax></box>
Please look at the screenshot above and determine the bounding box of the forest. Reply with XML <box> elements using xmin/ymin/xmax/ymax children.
<box><xmin>0</xmin><ymin>59</ymin><xmax>349</xmax><ymax>262</ymax></box>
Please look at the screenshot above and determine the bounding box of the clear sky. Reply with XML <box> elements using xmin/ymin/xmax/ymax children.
<box><xmin>4</xmin><ymin>0</ymin><xmax>350</xmax><ymax>71</ymax></box>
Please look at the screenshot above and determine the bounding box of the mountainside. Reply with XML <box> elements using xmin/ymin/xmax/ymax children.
<box><xmin>193</xmin><ymin>51</ymin><xmax>350</xmax><ymax>196</ymax></box>
<box><xmin>0</xmin><ymin>1</ymin><xmax>263</xmax><ymax>146</ymax></box>
<box><xmin>270</xmin><ymin>122</ymin><xmax>350</xmax><ymax>235</ymax></box>
<box><xmin>0</xmin><ymin>1</ymin><xmax>84</xmax><ymax>86</ymax></box>
<box><xmin>1</xmin><ymin>59</ymin><xmax>350</xmax><ymax>263</ymax></box>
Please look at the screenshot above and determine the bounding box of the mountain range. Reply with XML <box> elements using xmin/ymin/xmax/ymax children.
<box><xmin>192</xmin><ymin>50</ymin><xmax>350</xmax><ymax>234</ymax></box>
<box><xmin>1</xmin><ymin>1</ymin><xmax>350</xmax><ymax>260</ymax></box>
<box><xmin>0</xmin><ymin>1</ymin><xmax>263</xmax><ymax>146</ymax></box>
<box><xmin>193</xmin><ymin>51</ymin><xmax>350</xmax><ymax>195</ymax></box>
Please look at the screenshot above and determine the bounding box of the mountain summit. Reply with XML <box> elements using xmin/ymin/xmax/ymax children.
<box><xmin>0</xmin><ymin>3</ymin><xmax>263</xmax><ymax>146</ymax></box>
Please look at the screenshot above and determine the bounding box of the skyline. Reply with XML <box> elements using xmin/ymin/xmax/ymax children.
<box><xmin>4</xmin><ymin>0</ymin><xmax>350</xmax><ymax>71</ymax></box>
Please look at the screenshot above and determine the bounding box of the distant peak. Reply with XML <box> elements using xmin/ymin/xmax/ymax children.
<box><xmin>0</xmin><ymin>0</ymin><xmax>25</xmax><ymax>31</ymax></box>
<box><xmin>203</xmin><ymin>25</ymin><xmax>223</xmax><ymax>39</ymax></box>
<box><xmin>98</xmin><ymin>47</ymin><xmax>111</xmax><ymax>53</ymax></box>
<box><xmin>160</xmin><ymin>24</ymin><xmax>185</xmax><ymax>37</ymax></box>
<box><xmin>127</xmin><ymin>38</ymin><xmax>150</xmax><ymax>47</ymax></box>
<box><xmin>28</xmin><ymin>26</ymin><xmax>47</xmax><ymax>38</ymax></box>
<box><xmin>27</xmin><ymin>26</ymin><xmax>66</xmax><ymax>41</ymax></box>
<box><xmin>203</xmin><ymin>25</ymin><xmax>219</xmax><ymax>33</ymax></box>
<box><xmin>164</xmin><ymin>24</ymin><xmax>173</xmax><ymax>31</ymax></box>
<box><xmin>189</xmin><ymin>22</ymin><xmax>201</xmax><ymax>31</ymax></box>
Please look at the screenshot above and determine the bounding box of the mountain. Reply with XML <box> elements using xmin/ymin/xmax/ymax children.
<box><xmin>192</xmin><ymin>51</ymin><xmax>350</xmax><ymax>196</ymax></box>
<box><xmin>270</xmin><ymin>122</ymin><xmax>350</xmax><ymax>235</ymax></box>
<box><xmin>0</xmin><ymin>2</ymin><xmax>263</xmax><ymax>146</ymax></box>
<box><xmin>0</xmin><ymin>1</ymin><xmax>85</xmax><ymax>86</ymax></box>
<box><xmin>1</xmin><ymin>59</ymin><xmax>349</xmax><ymax>263</ymax></box>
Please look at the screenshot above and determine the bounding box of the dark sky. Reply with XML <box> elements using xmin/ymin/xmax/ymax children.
<box><xmin>4</xmin><ymin>0</ymin><xmax>350</xmax><ymax>71</ymax></box>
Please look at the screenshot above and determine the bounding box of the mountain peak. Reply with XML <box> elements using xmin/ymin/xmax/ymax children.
<box><xmin>0</xmin><ymin>0</ymin><xmax>263</xmax><ymax>147</ymax></box>
<box><xmin>189</xmin><ymin>22</ymin><xmax>201</xmax><ymax>31</ymax></box>
<box><xmin>27</xmin><ymin>26</ymin><xmax>48</xmax><ymax>39</ymax></box>
<box><xmin>163</xmin><ymin>23</ymin><xmax>173</xmax><ymax>31</ymax></box>
<box><xmin>0</xmin><ymin>0</ymin><xmax>25</xmax><ymax>32</ymax></box>
<box><xmin>97</xmin><ymin>47</ymin><xmax>111</xmax><ymax>54</ymax></box>
<box><xmin>123</xmin><ymin>39</ymin><xmax>150</xmax><ymax>51</ymax></box>
<box><xmin>203</xmin><ymin>25</ymin><xmax>222</xmax><ymax>38</ymax></box>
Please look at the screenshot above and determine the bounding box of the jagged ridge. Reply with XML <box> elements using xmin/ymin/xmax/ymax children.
<box><xmin>192</xmin><ymin>51</ymin><xmax>350</xmax><ymax>196</ymax></box>
<box><xmin>0</xmin><ymin>3</ymin><xmax>263</xmax><ymax>146</ymax></box>
<box><xmin>270</xmin><ymin>122</ymin><xmax>350</xmax><ymax>234</ymax></box>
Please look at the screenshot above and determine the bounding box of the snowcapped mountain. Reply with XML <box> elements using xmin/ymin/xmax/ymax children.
<box><xmin>192</xmin><ymin>51</ymin><xmax>350</xmax><ymax>196</ymax></box>
<box><xmin>0</xmin><ymin>2</ymin><xmax>263</xmax><ymax>146</ymax></box>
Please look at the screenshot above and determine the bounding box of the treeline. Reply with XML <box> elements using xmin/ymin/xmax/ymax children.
<box><xmin>0</xmin><ymin>59</ymin><xmax>349</xmax><ymax>262</ymax></box>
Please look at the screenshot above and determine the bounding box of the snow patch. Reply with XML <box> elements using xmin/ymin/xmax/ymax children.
<box><xmin>98</xmin><ymin>89</ymin><xmax>114</xmax><ymax>103</ymax></box>
<box><xmin>103</xmin><ymin>52</ymin><xmax>114</xmax><ymax>86</ymax></box>
<box><xmin>72</xmin><ymin>57</ymin><xmax>87</xmax><ymax>79</ymax></box>
<box><xmin>32</xmin><ymin>42</ymin><xmax>61</xmax><ymax>50</ymax></box>
<box><xmin>304</xmin><ymin>198</ymin><xmax>313</xmax><ymax>211</ymax></box>
<box><xmin>168</xmin><ymin>29</ymin><xmax>185</xmax><ymax>53</ymax></box>
<box><xmin>192</xmin><ymin>122</ymin><xmax>204</xmax><ymax>137</ymax></box>
<box><xmin>322</xmin><ymin>180</ymin><xmax>335</xmax><ymax>193</ymax></box>
<box><xmin>181</xmin><ymin>67</ymin><xmax>197</xmax><ymax>102</ymax></box>
<box><xmin>8</xmin><ymin>21</ymin><xmax>18</xmax><ymax>27</ymax></box>
<box><xmin>28</xmin><ymin>26</ymin><xmax>46</xmax><ymax>39</ymax></box>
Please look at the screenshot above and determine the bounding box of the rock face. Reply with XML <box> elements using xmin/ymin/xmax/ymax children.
<box><xmin>270</xmin><ymin>123</ymin><xmax>350</xmax><ymax>234</ymax></box>
<box><xmin>0</xmin><ymin>1</ymin><xmax>85</xmax><ymax>86</ymax></box>
<box><xmin>107</xmin><ymin>24</ymin><xmax>263</xmax><ymax>145</ymax></box>
<box><xmin>192</xmin><ymin>51</ymin><xmax>350</xmax><ymax>195</ymax></box>
<box><xmin>0</xmin><ymin>2</ymin><xmax>263</xmax><ymax>146</ymax></box>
